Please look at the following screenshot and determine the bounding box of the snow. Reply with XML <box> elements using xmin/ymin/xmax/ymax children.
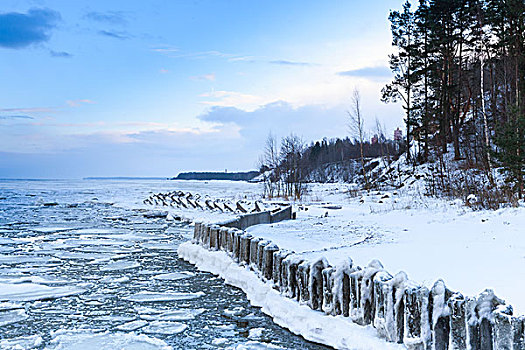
<box><xmin>178</xmin><ymin>242</ymin><xmax>406</xmax><ymax>350</ymax></box>
<box><xmin>45</xmin><ymin>329</ymin><xmax>172</xmax><ymax>350</ymax></box>
<box><xmin>0</xmin><ymin>335</ymin><xmax>43</xmax><ymax>349</ymax></box>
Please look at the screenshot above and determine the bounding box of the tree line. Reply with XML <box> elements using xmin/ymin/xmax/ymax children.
<box><xmin>383</xmin><ymin>0</ymin><xmax>525</xmax><ymax>199</ymax></box>
<box><xmin>259</xmin><ymin>133</ymin><xmax>403</xmax><ymax>199</ymax></box>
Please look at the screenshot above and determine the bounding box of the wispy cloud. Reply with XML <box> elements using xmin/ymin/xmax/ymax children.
<box><xmin>0</xmin><ymin>107</ymin><xmax>57</xmax><ymax>113</ymax></box>
<box><xmin>153</xmin><ymin>48</ymin><xmax>254</xmax><ymax>62</ymax></box>
<box><xmin>190</xmin><ymin>73</ymin><xmax>215</xmax><ymax>81</ymax></box>
<box><xmin>84</xmin><ymin>11</ymin><xmax>128</xmax><ymax>25</ymax></box>
<box><xmin>269</xmin><ymin>60</ymin><xmax>315</xmax><ymax>67</ymax></box>
<box><xmin>0</xmin><ymin>8</ymin><xmax>61</xmax><ymax>49</ymax></box>
<box><xmin>159</xmin><ymin>68</ymin><xmax>170</xmax><ymax>74</ymax></box>
<box><xmin>66</xmin><ymin>99</ymin><xmax>95</xmax><ymax>107</ymax></box>
<box><xmin>0</xmin><ymin>115</ymin><xmax>34</xmax><ymax>120</ymax></box>
<box><xmin>338</xmin><ymin>66</ymin><xmax>391</xmax><ymax>79</ymax></box>
<box><xmin>152</xmin><ymin>46</ymin><xmax>179</xmax><ymax>53</ymax></box>
<box><xmin>50</xmin><ymin>50</ymin><xmax>72</xmax><ymax>58</ymax></box>
<box><xmin>98</xmin><ymin>30</ymin><xmax>130</xmax><ymax>40</ymax></box>
<box><xmin>199</xmin><ymin>90</ymin><xmax>266</xmax><ymax>111</ymax></box>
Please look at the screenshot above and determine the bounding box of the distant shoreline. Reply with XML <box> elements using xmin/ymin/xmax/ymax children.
<box><xmin>171</xmin><ymin>171</ymin><xmax>259</xmax><ymax>182</ymax></box>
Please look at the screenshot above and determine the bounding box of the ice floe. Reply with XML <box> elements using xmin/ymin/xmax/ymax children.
<box><xmin>45</xmin><ymin>329</ymin><xmax>172</xmax><ymax>350</ymax></box>
<box><xmin>142</xmin><ymin>321</ymin><xmax>188</xmax><ymax>335</ymax></box>
<box><xmin>0</xmin><ymin>282</ymin><xmax>85</xmax><ymax>301</ymax></box>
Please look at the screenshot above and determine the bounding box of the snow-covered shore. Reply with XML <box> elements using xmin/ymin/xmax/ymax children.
<box><xmin>162</xmin><ymin>180</ymin><xmax>525</xmax><ymax>315</ymax></box>
<box><xmin>178</xmin><ymin>242</ymin><xmax>405</xmax><ymax>350</ymax></box>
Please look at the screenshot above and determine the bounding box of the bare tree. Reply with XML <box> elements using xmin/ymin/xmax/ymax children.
<box><xmin>348</xmin><ymin>88</ymin><xmax>369</xmax><ymax>188</ymax></box>
<box><xmin>280</xmin><ymin>134</ymin><xmax>307</xmax><ymax>200</ymax></box>
<box><xmin>261</xmin><ymin>132</ymin><xmax>280</xmax><ymax>198</ymax></box>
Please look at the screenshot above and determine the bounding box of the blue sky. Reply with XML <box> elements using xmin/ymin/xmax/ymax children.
<box><xmin>0</xmin><ymin>0</ymin><xmax>403</xmax><ymax>178</ymax></box>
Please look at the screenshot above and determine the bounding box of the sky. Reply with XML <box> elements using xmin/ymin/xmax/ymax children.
<box><xmin>0</xmin><ymin>0</ymin><xmax>404</xmax><ymax>178</ymax></box>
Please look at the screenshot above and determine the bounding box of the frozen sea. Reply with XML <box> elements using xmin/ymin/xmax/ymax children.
<box><xmin>0</xmin><ymin>179</ymin><xmax>330</xmax><ymax>350</ymax></box>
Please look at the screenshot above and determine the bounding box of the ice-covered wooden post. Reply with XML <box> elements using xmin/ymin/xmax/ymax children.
<box><xmin>249</xmin><ymin>237</ymin><xmax>262</xmax><ymax>269</ymax></box>
<box><xmin>263</xmin><ymin>243</ymin><xmax>279</xmax><ymax>281</ymax></box>
<box><xmin>273</xmin><ymin>249</ymin><xmax>291</xmax><ymax>288</ymax></box>
<box><xmin>448</xmin><ymin>292</ymin><xmax>467</xmax><ymax>349</ymax></box>
<box><xmin>332</xmin><ymin>258</ymin><xmax>356</xmax><ymax>317</ymax></box>
<box><xmin>209</xmin><ymin>225</ymin><xmax>219</xmax><ymax>250</ymax></box>
<box><xmin>203</xmin><ymin>224</ymin><xmax>211</xmax><ymax>248</ymax></box>
<box><xmin>257</xmin><ymin>240</ymin><xmax>270</xmax><ymax>273</ymax></box>
<box><xmin>239</xmin><ymin>233</ymin><xmax>253</xmax><ymax>264</ymax></box>
<box><xmin>233</xmin><ymin>230</ymin><xmax>243</xmax><ymax>261</ymax></box>
<box><xmin>309</xmin><ymin>257</ymin><xmax>329</xmax><ymax>311</ymax></box>
<box><xmin>226</xmin><ymin>228</ymin><xmax>235</xmax><ymax>255</ymax></box>
<box><xmin>349</xmin><ymin>269</ymin><xmax>363</xmax><ymax>320</ymax></box>
<box><xmin>361</xmin><ymin>260</ymin><xmax>384</xmax><ymax>325</ymax></box>
<box><xmin>493</xmin><ymin>306</ymin><xmax>513</xmax><ymax>350</ymax></box>
<box><xmin>430</xmin><ymin>280</ymin><xmax>452</xmax><ymax>350</ymax></box>
<box><xmin>286</xmin><ymin>256</ymin><xmax>304</xmax><ymax>300</ymax></box>
<box><xmin>467</xmin><ymin>289</ymin><xmax>505</xmax><ymax>350</ymax></box>
<box><xmin>512</xmin><ymin>317</ymin><xmax>525</xmax><ymax>349</ymax></box>
<box><xmin>193</xmin><ymin>222</ymin><xmax>202</xmax><ymax>243</ymax></box>
<box><xmin>383</xmin><ymin>271</ymin><xmax>408</xmax><ymax>343</ymax></box>
<box><xmin>298</xmin><ymin>261</ymin><xmax>310</xmax><ymax>304</ymax></box>
<box><xmin>322</xmin><ymin>267</ymin><xmax>335</xmax><ymax>315</ymax></box>
<box><xmin>403</xmin><ymin>283</ymin><xmax>430</xmax><ymax>349</ymax></box>
<box><xmin>373</xmin><ymin>270</ymin><xmax>393</xmax><ymax>338</ymax></box>
<box><xmin>219</xmin><ymin>227</ymin><xmax>229</xmax><ymax>251</ymax></box>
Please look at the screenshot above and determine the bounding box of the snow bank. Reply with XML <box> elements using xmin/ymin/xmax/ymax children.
<box><xmin>178</xmin><ymin>242</ymin><xmax>404</xmax><ymax>350</ymax></box>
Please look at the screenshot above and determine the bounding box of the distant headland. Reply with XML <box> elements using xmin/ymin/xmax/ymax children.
<box><xmin>171</xmin><ymin>171</ymin><xmax>260</xmax><ymax>181</ymax></box>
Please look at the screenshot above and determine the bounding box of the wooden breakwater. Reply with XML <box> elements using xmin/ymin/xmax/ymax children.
<box><xmin>191</xmin><ymin>213</ymin><xmax>524</xmax><ymax>350</ymax></box>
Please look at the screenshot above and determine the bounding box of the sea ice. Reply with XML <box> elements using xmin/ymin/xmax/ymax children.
<box><xmin>152</xmin><ymin>272</ymin><xmax>194</xmax><ymax>281</ymax></box>
<box><xmin>142</xmin><ymin>321</ymin><xmax>188</xmax><ymax>335</ymax></box>
<box><xmin>0</xmin><ymin>309</ymin><xmax>28</xmax><ymax>326</ymax></box>
<box><xmin>100</xmin><ymin>260</ymin><xmax>140</xmax><ymax>271</ymax></box>
<box><xmin>45</xmin><ymin>330</ymin><xmax>172</xmax><ymax>350</ymax></box>
<box><xmin>0</xmin><ymin>334</ymin><xmax>43</xmax><ymax>349</ymax></box>
<box><xmin>0</xmin><ymin>282</ymin><xmax>85</xmax><ymax>301</ymax></box>
<box><xmin>115</xmin><ymin>320</ymin><xmax>148</xmax><ymax>331</ymax></box>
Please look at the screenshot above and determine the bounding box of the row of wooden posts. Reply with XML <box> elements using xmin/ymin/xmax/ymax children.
<box><xmin>193</xmin><ymin>221</ymin><xmax>524</xmax><ymax>350</ymax></box>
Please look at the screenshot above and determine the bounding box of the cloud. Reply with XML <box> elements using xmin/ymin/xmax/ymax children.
<box><xmin>0</xmin><ymin>8</ymin><xmax>61</xmax><ymax>49</ymax></box>
<box><xmin>66</xmin><ymin>99</ymin><xmax>95</xmax><ymax>107</ymax></box>
<box><xmin>0</xmin><ymin>107</ymin><xmax>56</xmax><ymax>113</ymax></box>
<box><xmin>84</xmin><ymin>11</ymin><xmax>127</xmax><ymax>25</ymax></box>
<box><xmin>50</xmin><ymin>50</ymin><xmax>72</xmax><ymax>58</ymax></box>
<box><xmin>0</xmin><ymin>115</ymin><xmax>34</xmax><ymax>120</ymax></box>
<box><xmin>199</xmin><ymin>90</ymin><xmax>265</xmax><ymax>111</ymax></box>
<box><xmin>190</xmin><ymin>73</ymin><xmax>215</xmax><ymax>81</ymax></box>
<box><xmin>159</xmin><ymin>68</ymin><xmax>170</xmax><ymax>74</ymax></box>
<box><xmin>337</xmin><ymin>66</ymin><xmax>391</xmax><ymax>79</ymax></box>
<box><xmin>269</xmin><ymin>60</ymin><xmax>315</xmax><ymax>67</ymax></box>
<box><xmin>98</xmin><ymin>30</ymin><xmax>129</xmax><ymax>40</ymax></box>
